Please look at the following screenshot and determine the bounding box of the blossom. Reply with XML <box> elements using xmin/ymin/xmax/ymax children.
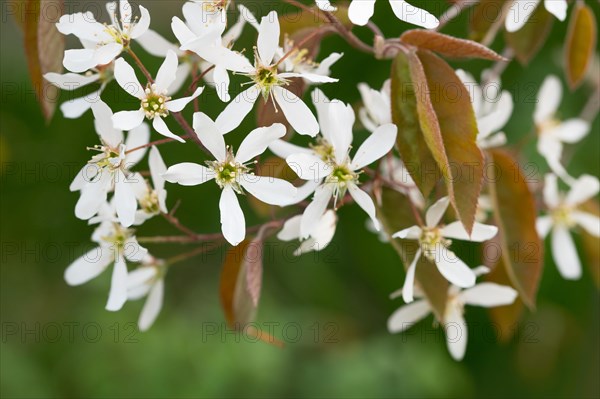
<box><xmin>163</xmin><ymin>113</ymin><xmax>297</xmax><ymax>245</ymax></box>
<box><xmin>316</xmin><ymin>1</ymin><xmax>439</xmax><ymax>29</ymax></box>
<box><xmin>71</xmin><ymin>101</ymin><xmax>149</xmax><ymax>227</ymax></box>
<box><xmin>357</xmin><ymin>80</ymin><xmax>392</xmax><ymax>132</ymax></box>
<box><xmin>506</xmin><ymin>0</ymin><xmax>568</xmax><ymax>32</ymax></box>
<box><xmin>65</xmin><ymin>214</ymin><xmax>148</xmax><ymax>311</ymax></box>
<box><xmin>456</xmin><ymin>69</ymin><xmax>513</xmax><ymax>150</ymax></box>
<box><xmin>204</xmin><ymin>11</ymin><xmax>337</xmax><ymax>136</ymax></box>
<box><xmin>536</xmin><ymin>174</ymin><xmax>600</xmax><ymax>280</ymax></box>
<box><xmin>388</xmin><ymin>267</ymin><xmax>518</xmax><ymax>361</ymax></box>
<box><xmin>285</xmin><ymin>95</ymin><xmax>397</xmax><ymax>238</ymax></box>
<box><xmin>132</xmin><ymin>146</ymin><xmax>168</xmax><ymax>225</ymax></box>
<box><xmin>379</xmin><ymin>156</ymin><xmax>424</xmax><ymax>208</ymax></box>
<box><xmin>56</xmin><ymin>0</ymin><xmax>150</xmax><ymax>73</ymax></box>
<box><xmin>127</xmin><ymin>255</ymin><xmax>166</xmax><ymax>331</ymax></box>
<box><xmin>278</xmin><ymin>210</ymin><xmax>338</xmax><ymax>256</ymax></box>
<box><xmin>112</xmin><ymin>50</ymin><xmax>203</xmax><ymax>142</ymax></box>
<box><xmin>392</xmin><ymin>197</ymin><xmax>498</xmax><ymax>302</ymax></box>
<box><xmin>534</xmin><ymin>76</ymin><xmax>590</xmax><ymax>184</ymax></box>
<box><xmin>44</xmin><ymin>64</ymin><xmax>113</xmax><ymax>119</ymax></box>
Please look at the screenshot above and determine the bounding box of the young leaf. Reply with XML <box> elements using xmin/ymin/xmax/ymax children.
<box><xmin>400</xmin><ymin>30</ymin><xmax>505</xmax><ymax>61</ymax></box>
<box><xmin>565</xmin><ymin>3</ymin><xmax>597</xmax><ymax>90</ymax></box>
<box><xmin>377</xmin><ymin>187</ymin><xmax>449</xmax><ymax>321</ymax></box>
<box><xmin>415</xmin><ymin>50</ymin><xmax>484</xmax><ymax>234</ymax></box>
<box><xmin>390</xmin><ymin>51</ymin><xmax>441</xmax><ymax>197</ymax></box>
<box><xmin>469</xmin><ymin>0</ymin><xmax>506</xmax><ymax>43</ymax></box>
<box><xmin>487</xmin><ymin>149</ymin><xmax>543</xmax><ymax>309</ymax></box>
<box><xmin>24</xmin><ymin>0</ymin><xmax>64</xmax><ymax>122</ymax></box>
<box><xmin>505</xmin><ymin>5</ymin><xmax>554</xmax><ymax>65</ymax></box>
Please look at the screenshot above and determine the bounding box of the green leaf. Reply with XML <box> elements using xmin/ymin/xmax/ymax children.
<box><xmin>377</xmin><ymin>187</ymin><xmax>449</xmax><ymax>321</ymax></box>
<box><xmin>565</xmin><ymin>3</ymin><xmax>597</xmax><ymax>90</ymax></box>
<box><xmin>390</xmin><ymin>51</ymin><xmax>441</xmax><ymax>197</ymax></box>
<box><xmin>400</xmin><ymin>30</ymin><xmax>505</xmax><ymax>61</ymax></box>
<box><xmin>416</xmin><ymin>50</ymin><xmax>484</xmax><ymax>234</ymax></box>
<box><xmin>24</xmin><ymin>0</ymin><xmax>64</xmax><ymax>122</ymax></box>
<box><xmin>505</xmin><ymin>4</ymin><xmax>554</xmax><ymax>65</ymax></box>
<box><xmin>487</xmin><ymin>149</ymin><xmax>543</xmax><ymax>309</ymax></box>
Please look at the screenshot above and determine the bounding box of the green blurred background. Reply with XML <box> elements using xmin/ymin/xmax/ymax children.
<box><xmin>1</xmin><ymin>1</ymin><xmax>599</xmax><ymax>397</ymax></box>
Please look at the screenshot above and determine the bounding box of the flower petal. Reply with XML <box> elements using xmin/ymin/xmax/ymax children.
<box><xmin>130</xmin><ymin>5</ymin><xmax>151</xmax><ymax>39</ymax></box>
<box><xmin>434</xmin><ymin>245</ymin><xmax>476</xmax><ymax>288</ymax></box>
<box><xmin>136</xmin><ymin>29</ymin><xmax>179</xmax><ymax>57</ymax></box>
<box><xmin>348</xmin><ymin>184</ymin><xmax>380</xmax><ymax>230</ymax></box>
<box><xmin>444</xmin><ymin>306</ymin><xmax>468</xmax><ymax>361</ymax></box>
<box><xmin>220</xmin><ymin>186</ymin><xmax>246</xmax><ymax>246</ymax></box>
<box><xmin>138</xmin><ymin>279</ymin><xmax>164</xmax><ymax>331</ymax></box>
<box><xmin>402</xmin><ymin>249</ymin><xmax>422</xmax><ymax>303</ymax></box>
<box><xmin>300</xmin><ymin>184</ymin><xmax>334</xmax><ymax>239</ymax></box>
<box><xmin>268</xmin><ymin>139</ymin><xmax>312</xmax><ymax>159</ymax></box>
<box><xmin>536</xmin><ymin>215</ymin><xmax>553</xmax><ymax>238</ymax></box>
<box><xmin>193</xmin><ymin>112</ymin><xmax>226</xmax><ymax>161</ymax></box>
<box><xmin>149</xmin><ymin>146</ymin><xmax>167</xmax><ymax>192</ymax></box>
<box><xmin>257</xmin><ymin>11</ymin><xmax>280</xmax><ymax>65</ymax></box>
<box><xmin>566</xmin><ymin>174</ymin><xmax>600</xmax><ymax>207</ymax></box>
<box><xmin>65</xmin><ymin>246</ymin><xmax>114</xmax><ymax>286</ymax></box>
<box><xmin>544</xmin><ymin>0</ymin><xmax>567</xmax><ymax>21</ymax></box>
<box><xmin>61</xmin><ymin>90</ymin><xmax>101</xmax><ymax>119</ymax></box>
<box><xmin>277</xmin><ymin>215</ymin><xmax>302</xmax><ymax>241</ymax></box>
<box><xmin>459</xmin><ymin>283</ymin><xmax>518</xmax><ymax>307</ymax></box>
<box><xmin>426</xmin><ymin>196</ymin><xmax>450</xmax><ymax>227</ymax></box>
<box><xmin>114</xmin><ymin>58</ymin><xmax>144</xmax><ymax>99</ymax></box>
<box><xmin>153</xmin><ymin>116</ymin><xmax>185</xmax><ymax>143</ymax></box>
<box><xmin>106</xmin><ymin>254</ymin><xmax>129</xmax><ymax>311</ymax></box>
<box><xmin>113</xmin><ymin>109</ymin><xmax>145</xmax><ymax>131</ymax></box>
<box><xmin>167</xmin><ymin>87</ymin><xmax>204</xmax><ymax>112</ymax></box>
<box><xmin>506</xmin><ymin>0</ymin><xmax>542</xmax><ymax>32</ymax></box>
<box><xmin>551</xmin><ymin>226</ymin><xmax>581</xmax><ymax>280</ymax></box>
<box><xmin>272</xmin><ymin>86</ymin><xmax>319</xmax><ymax>137</ymax></box>
<box><xmin>348</xmin><ymin>0</ymin><xmax>376</xmax><ymax>26</ymax></box>
<box><xmin>571</xmin><ymin>211</ymin><xmax>600</xmax><ymax>237</ymax></box>
<box><xmin>215</xmin><ymin>85</ymin><xmax>260</xmax><ymax>134</ymax></box>
<box><xmin>350</xmin><ymin>123</ymin><xmax>397</xmax><ymax>170</ymax></box>
<box><xmin>534</xmin><ymin>74</ymin><xmax>561</xmax><ymax>125</ymax></box>
<box><xmin>389</xmin><ymin>0</ymin><xmax>440</xmax><ymax>29</ymax></box>
<box><xmin>124</xmin><ymin>123</ymin><xmax>151</xmax><ymax>166</ymax></box>
<box><xmin>91</xmin><ymin>100</ymin><xmax>124</xmax><ymax>148</ymax></box>
<box><xmin>286</xmin><ymin>153</ymin><xmax>331</xmax><ymax>181</ymax></box>
<box><xmin>441</xmin><ymin>221</ymin><xmax>498</xmax><ymax>242</ymax></box>
<box><xmin>236</xmin><ymin>123</ymin><xmax>286</xmax><ymax>163</ymax></box>
<box><xmin>123</xmin><ymin>237</ymin><xmax>148</xmax><ymax>262</ymax></box>
<box><xmin>155</xmin><ymin>50</ymin><xmax>179</xmax><ymax>92</ymax></box>
<box><xmin>240</xmin><ymin>175</ymin><xmax>297</xmax><ymax>206</ymax></box>
<box><xmin>392</xmin><ymin>225</ymin><xmax>422</xmax><ymax>240</ymax></box>
<box><xmin>163</xmin><ymin>162</ymin><xmax>215</xmax><ymax>186</ymax></box>
<box><xmin>387</xmin><ymin>299</ymin><xmax>430</xmax><ymax>333</ymax></box>
<box><xmin>115</xmin><ymin>170</ymin><xmax>138</xmax><ymax>227</ymax></box>
<box><xmin>545</xmin><ymin>119</ymin><xmax>589</xmax><ymax>144</ymax></box>
<box><xmin>44</xmin><ymin>71</ymin><xmax>100</xmax><ymax>89</ymax></box>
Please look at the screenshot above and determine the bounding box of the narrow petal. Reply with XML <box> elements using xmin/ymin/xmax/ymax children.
<box><xmin>300</xmin><ymin>184</ymin><xmax>334</xmax><ymax>239</ymax></box>
<box><xmin>65</xmin><ymin>246</ymin><xmax>113</xmax><ymax>286</ymax></box>
<box><xmin>124</xmin><ymin>123</ymin><xmax>151</xmax><ymax>167</ymax></box>
<box><xmin>212</xmin><ymin>66</ymin><xmax>231</xmax><ymax>102</ymax></box>
<box><xmin>426</xmin><ymin>197</ymin><xmax>450</xmax><ymax>227</ymax></box>
<box><xmin>328</xmin><ymin>100</ymin><xmax>355</xmax><ymax>161</ymax></box>
<box><xmin>91</xmin><ymin>100</ymin><xmax>124</xmax><ymax>148</ymax></box>
<box><xmin>268</xmin><ymin>139</ymin><xmax>312</xmax><ymax>159</ymax></box>
<box><xmin>61</xmin><ymin>91</ymin><xmax>100</xmax><ymax>119</ymax></box>
<box><xmin>348</xmin><ymin>0</ymin><xmax>376</xmax><ymax>26</ymax></box>
<box><xmin>149</xmin><ymin>146</ymin><xmax>167</xmax><ymax>192</ymax></box>
<box><xmin>348</xmin><ymin>184</ymin><xmax>380</xmax><ymax>230</ymax></box>
<box><xmin>350</xmin><ymin>124</ymin><xmax>397</xmax><ymax>170</ymax></box>
<box><xmin>123</xmin><ymin>237</ymin><xmax>148</xmax><ymax>262</ymax></box>
<box><xmin>138</xmin><ymin>280</ymin><xmax>164</xmax><ymax>331</ymax></box>
<box><xmin>215</xmin><ymin>86</ymin><xmax>260</xmax><ymax>134</ymax></box>
<box><xmin>545</xmin><ymin>119</ymin><xmax>589</xmax><ymax>144</ymax></box>
<box><xmin>551</xmin><ymin>226</ymin><xmax>581</xmax><ymax>280</ymax></box>
<box><xmin>257</xmin><ymin>11</ymin><xmax>280</xmax><ymax>65</ymax></box>
<box><xmin>114</xmin><ymin>58</ymin><xmax>144</xmax><ymax>99</ymax></box>
<box><xmin>387</xmin><ymin>299</ymin><xmax>430</xmax><ymax>333</ymax></box>
<box><xmin>155</xmin><ymin>50</ymin><xmax>179</xmax><ymax>92</ymax></box>
<box><xmin>434</xmin><ymin>245</ymin><xmax>476</xmax><ymax>288</ymax></box>
<box><xmin>441</xmin><ymin>221</ymin><xmax>498</xmax><ymax>242</ymax></box>
<box><xmin>236</xmin><ymin>123</ymin><xmax>286</xmax><ymax>163</ymax></box>
<box><xmin>389</xmin><ymin>0</ymin><xmax>440</xmax><ymax>29</ymax></box>
<box><xmin>115</xmin><ymin>170</ymin><xmax>138</xmax><ymax>227</ymax></box>
<box><xmin>534</xmin><ymin>74</ymin><xmax>561</xmax><ymax>125</ymax></box>
<box><xmin>286</xmin><ymin>153</ymin><xmax>331</xmax><ymax>181</ymax></box>
<box><xmin>167</xmin><ymin>87</ymin><xmax>204</xmax><ymax>113</ymax></box>
<box><xmin>163</xmin><ymin>163</ymin><xmax>215</xmax><ymax>186</ymax></box>
<box><xmin>106</xmin><ymin>254</ymin><xmax>129</xmax><ymax>311</ymax></box>
<box><xmin>444</xmin><ymin>306</ymin><xmax>468</xmax><ymax>361</ymax></box>
<box><xmin>459</xmin><ymin>283</ymin><xmax>518</xmax><ymax>307</ymax></box>
<box><xmin>506</xmin><ymin>0</ymin><xmax>542</xmax><ymax>32</ymax></box>
<box><xmin>44</xmin><ymin>72</ymin><xmax>99</xmax><ymax>90</ymax></box>
<box><xmin>277</xmin><ymin>215</ymin><xmax>302</xmax><ymax>241</ymax></box>
<box><xmin>153</xmin><ymin>116</ymin><xmax>185</xmax><ymax>143</ymax></box>
<box><xmin>543</xmin><ymin>173</ymin><xmax>560</xmax><ymax>208</ymax></box>
<box><xmin>220</xmin><ymin>186</ymin><xmax>246</xmax><ymax>246</ymax></box>
<box><xmin>278</xmin><ymin>72</ymin><xmax>338</xmax><ymax>83</ymax></box>
<box><xmin>136</xmin><ymin>29</ymin><xmax>179</xmax><ymax>57</ymax></box>
<box><xmin>392</xmin><ymin>225</ymin><xmax>422</xmax><ymax>240</ymax></box>
<box><xmin>240</xmin><ymin>175</ymin><xmax>297</xmax><ymax>206</ymax></box>
<box><xmin>566</xmin><ymin>174</ymin><xmax>600</xmax><ymax>207</ymax></box>
<box><xmin>536</xmin><ymin>215</ymin><xmax>554</xmax><ymax>238</ymax></box>
<box><xmin>193</xmin><ymin>112</ymin><xmax>226</xmax><ymax>161</ymax></box>
<box><xmin>113</xmin><ymin>109</ymin><xmax>145</xmax><ymax>131</ymax></box>
<box><xmin>544</xmin><ymin>0</ymin><xmax>567</xmax><ymax>21</ymax></box>
<box><xmin>75</xmin><ymin>172</ymin><xmax>111</xmax><ymax>220</ymax></box>
<box><xmin>130</xmin><ymin>5</ymin><xmax>151</xmax><ymax>39</ymax></box>
<box><xmin>402</xmin><ymin>249</ymin><xmax>422</xmax><ymax>303</ymax></box>
<box><xmin>273</xmin><ymin>86</ymin><xmax>319</xmax><ymax>137</ymax></box>
<box><xmin>572</xmin><ymin>212</ymin><xmax>600</xmax><ymax>237</ymax></box>
<box><xmin>63</xmin><ymin>48</ymin><xmax>98</xmax><ymax>73</ymax></box>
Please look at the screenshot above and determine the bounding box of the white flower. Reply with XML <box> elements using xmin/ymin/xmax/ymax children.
<box><xmin>56</xmin><ymin>0</ymin><xmax>150</xmax><ymax>73</ymax></box>
<box><xmin>278</xmin><ymin>210</ymin><xmax>338</xmax><ymax>256</ymax></box>
<box><xmin>163</xmin><ymin>113</ymin><xmax>297</xmax><ymax>246</ymax></box>
<box><xmin>392</xmin><ymin>197</ymin><xmax>498</xmax><ymax>302</ymax></box>
<box><xmin>44</xmin><ymin>64</ymin><xmax>114</xmax><ymax>119</ymax></box>
<box><xmin>537</xmin><ymin>174</ymin><xmax>600</xmax><ymax>280</ymax></box>
<box><xmin>204</xmin><ymin>11</ymin><xmax>337</xmax><ymax>136</ymax></box>
<box><xmin>127</xmin><ymin>255</ymin><xmax>165</xmax><ymax>332</ymax></box>
<box><xmin>456</xmin><ymin>69</ymin><xmax>513</xmax><ymax>150</ymax></box>
<box><xmin>65</xmin><ymin>218</ymin><xmax>148</xmax><ymax>312</ymax></box>
<box><xmin>379</xmin><ymin>156</ymin><xmax>425</xmax><ymax>209</ymax></box>
<box><xmin>534</xmin><ymin>75</ymin><xmax>590</xmax><ymax>184</ymax></box>
<box><xmin>506</xmin><ymin>0</ymin><xmax>568</xmax><ymax>33</ymax></box>
<box><xmin>357</xmin><ymin>79</ymin><xmax>392</xmax><ymax>132</ymax></box>
<box><xmin>132</xmin><ymin>146</ymin><xmax>168</xmax><ymax>225</ymax></box>
<box><xmin>70</xmin><ymin>101</ymin><xmax>149</xmax><ymax>227</ymax></box>
<box><xmin>388</xmin><ymin>267</ymin><xmax>518</xmax><ymax>361</ymax></box>
<box><xmin>315</xmin><ymin>0</ymin><xmax>337</xmax><ymax>12</ymax></box>
<box><xmin>112</xmin><ymin>50</ymin><xmax>204</xmax><ymax>142</ymax></box>
<box><xmin>323</xmin><ymin>0</ymin><xmax>439</xmax><ymax>29</ymax></box>
<box><xmin>285</xmin><ymin>95</ymin><xmax>397</xmax><ymax>238</ymax></box>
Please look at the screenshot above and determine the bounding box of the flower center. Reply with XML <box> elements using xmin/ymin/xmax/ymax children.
<box><xmin>88</xmin><ymin>145</ymin><xmax>123</xmax><ymax>171</ymax></box>
<box><xmin>206</xmin><ymin>148</ymin><xmax>251</xmax><ymax>193</ymax></box>
<box><xmin>419</xmin><ymin>227</ymin><xmax>451</xmax><ymax>261</ymax></box>
<box><xmin>104</xmin><ymin>25</ymin><xmax>130</xmax><ymax>46</ymax></box>
<box><xmin>252</xmin><ymin>64</ymin><xmax>287</xmax><ymax>99</ymax></box>
<box><xmin>326</xmin><ymin>163</ymin><xmax>358</xmax><ymax>204</ymax></box>
<box><xmin>102</xmin><ymin>223</ymin><xmax>133</xmax><ymax>250</ymax></box>
<box><xmin>202</xmin><ymin>0</ymin><xmax>226</xmax><ymax>13</ymax></box>
<box><xmin>537</xmin><ymin>118</ymin><xmax>561</xmax><ymax>135</ymax></box>
<box><xmin>310</xmin><ymin>137</ymin><xmax>335</xmax><ymax>162</ymax></box>
<box><xmin>139</xmin><ymin>189</ymin><xmax>160</xmax><ymax>215</ymax></box>
<box><xmin>551</xmin><ymin>204</ymin><xmax>575</xmax><ymax>228</ymax></box>
<box><xmin>142</xmin><ymin>84</ymin><xmax>171</xmax><ymax>119</ymax></box>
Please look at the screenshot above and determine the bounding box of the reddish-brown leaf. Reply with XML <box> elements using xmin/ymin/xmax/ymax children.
<box><xmin>24</xmin><ymin>0</ymin><xmax>64</xmax><ymax>122</ymax></box>
<box><xmin>565</xmin><ymin>3</ymin><xmax>597</xmax><ymax>90</ymax></box>
<box><xmin>245</xmin><ymin>237</ymin><xmax>264</xmax><ymax>307</ymax></box>
<box><xmin>400</xmin><ymin>29</ymin><xmax>505</xmax><ymax>61</ymax></box>
<box><xmin>505</xmin><ymin>4</ymin><xmax>554</xmax><ymax>65</ymax></box>
<box><xmin>487</xmin><ymin>149</ymin><xmax>543</xmax><ymax>309</ymax></box>
<box><xmin>415</xmin><ymin>50</ymin><xmax>484</xmax><ymax>234</ymax></box>
<box><xmin>579</xmin><ymin>200</ymin><xmax>600</xmax><ymax>288</ymax></box>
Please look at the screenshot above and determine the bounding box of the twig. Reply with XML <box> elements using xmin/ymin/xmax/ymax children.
<box><xmin>164</xmin><ymin>244</ymin><xmax>218</xmax><ymax>267</ymax></box>
<box><xmin>435</xmin><ymin>0</ymin><xmax>477</xmax><ymax>31</ymax></box>
<box><xmin>125</xmin><ymin>136</ymin><xmax>187</xmax><ymax>154</ymax></box>
<box><xmin>161</xmin><ymin>212</ymin><xmax>198</xmax><ymax>237</ymax></box>
<box><xmin>127</xmin><ymin>48</ymin><xmax>153</xmax><ymax>83</ymax></box>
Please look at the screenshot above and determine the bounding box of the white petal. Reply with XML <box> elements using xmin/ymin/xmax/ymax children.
<box><xmin>551</xmin><ymin>226</ymin><xmax>581</xmax><ymax>280</ymax></box>
<box><xmin>138</xmin><ymin>280</ymin><xmax>164</xmax><ymax>331</ymax></box>
<box><xmin>311</xmin><ymin>88</ymin><xmax>333</xmax><ymax>141</ymax></box>
<box><xmin>348</xmin><ymin>0</ymin><xmax>376</xmax><ymax>26</ymax></box>
<box><xmin>286</xmin><ymin>153</ymin><xmax>331</xmax><ymax>181</ymax></box>
<box><xmin>113</xmin><ymin>109</ymin><xmax>145</xmax><ymax>131</ymax></box>
<box><xmin>163</xmin><ymin>163</ymin><xmax>215</xmax><ymax>186</ymax></box>
<box><xmin>268</xmin><ymin>139</ymin><xmax>312</xmax><ymax>159</ymax></box>
<box><xmin>61</xmin><ymin>91</ymin><xmax>100</xmax><ymax>119</ymax></box>
<box><xmin>279</xmin><ymin>179</ymin><xmax>322</xmax><ymax>207</ymax></box>
<box><xmin>434</xmin><ymin>245</ymin><xmax>476</xmax><ymax>288</ymax></box>
<box><xmin>220</xmin><ymin>186</ymin><xmax>246</xmax><ymax>246</ymax></box>
<box><xmin>544</xmin><ymin>0</ymin><xmax>567</xmax><ymax>21</ymax></box>
<box><xmin>534</xmin><ymin>74</ymin><xmax>561</xmax><ymax>125</ymax></box>
<box><xmin>387</xmin><ymin>299</ymin><xmax>430</xmax><ymax>333</ymax></box>
<box><xmin>316</xmin><ymin>0</ymin><xmax>337</xmax><ymax>12</ymax></box>
<box><xmin>273</xmin><ymin>87</ymin><xmax>319</xmax><ymax>137</ymax></box>
<box><xmin>236</xmin><ymin>124</ymin><xmax>286</xmax><ymax>163</ymax></box>
<box><xmin>572</xmin><ymin>212</ymin><xmax>600</xmax><ymax>237</ymax></box>
<box><xmin>215</xmin><ymin>85</ymin><xmax>260</xmax><ymax>134</ymax></box>
<box><xmin>277</xmin><ymin>215</ymin><xmax>302</xmax><ymax>241</ymax></box>
<box><xmin>149</xmin><ymin>146</ymin><xmax>167</xmax><ymax>192</ymax></box>
<box><xmin>75</xmin><ymin>172</ymin><xmax>111</xmax><ymax>220</ymax></box>
<box><xmin>477</xmin><ymin>91</ymin><xmax>513</xmax><ymax>138</ymax></box>
<box><xmin>328</xmin><ymin>100</ymin><xmax>355</xmax><ymax>161</ymax></box>
<box><xmin>402</xmin><ymin>249</ymin><xmax>422</xmax><ymax>303</ymax></box>
<box><xmin>278</xmin><ymin>72</ymin><xmax>338</xmax><ymax>84</ymax></box>
<box><xmin>44</xmin><ymin>72</ymin><xmax>99</xmax><ymax>90</ymax></box>
<box><xmin>350</xmin><ymin>124</ymin><xmax>397</xmax><ymax>170</ymax></box>
<box><xmin>506</xmin><ymin>0</ymin><xmax>541</xmax><ymax>32</ymax></box>
<box><xmin>444</xmin><ymin>306</ymin><xmax>468</xmax><ymax>361</ymax></box>
<box><xmin>114</xmin><ymin>58</ymin><xmax>144</xmax><ymax>99</ymax></box>
<box><xmin>120</xmin><ymin>0</ymin><xmax>133</xmax><ymax>25</ymax></box>
<box><xmin>130</xmin><ymin>5</ymin><xmax>151</xmax><ymax>39</ymax></box>
<box><xmin>348</xmin><ymin>184</ymin><xmax>380</xmax><ymax>230</ymax></box>
<box><xmin>123</xmin><ymin>237</ymin><xmax>148</xmax><ymax>262</ymax></box>
<box><xmin>56</xmin><ymin>12</ymin><xmax>109</xmax><ymax>42</ymax></box>
<box><xmin>106</xmin><ymin>254</ymin><xmax>129</xmax><ymax>311</ymax></box>
<box><xmin>314</xmin><ymin>52</ymin><xmax>343</xmax><ymax>77</ymax></box>
<box><xmin>543</xmin><ymin>173</ymin><xmax>560</xmax><ymax>208</ymax></box>
<box><xmin>300</xmin><ymin>184</ymin><xmax>334</xmax><ymax>239</ymax></box>
<box><xmin>63</xmin><ymin>48</ymin><xmax>98</xmax><ymax>73</ymax></box>
<box><xmin>222</xmin><ymin>13</ymin><xmax>246</xmax><ymax>45</ymax></box>
<box><xmin>546</xmin><ymin>119</ymin><xmax>590</xmax><ymax>143</ymax></box>
<box><xmin>566</xmin><ymin>174</ymin><xmax>600</xmax><ymax>206</ymax></box>
<box><xmin>171</xmin><ymin>16</ymin><xmax>197</xmax><ymax>45</ymax></box>
<box><xmin>65</xmin><ymin>246</ymin><xmax>113</xmax><ymax>286</ymax></box>
<box><xmin>212</xmin><ymin>66</ymin><xmax>231</xmax><ymax>102</ymax></box>
<box><xmin>115</xmin><ymin>170</ymin><xmax>138</xmax><ymax>227</ymax></box>
<box><xmin>240</xmin><ymin>175</ymin><xmax>297</xmax><ymax>206</ymax></box>
<box><xmin>257</xmin><ymin>11</ymin><xmax>280</xmax><ymax>65</ymax></box>
<box><xmin>392</xmin><ymin>225</ymin><xmax>422</xmax><ymax>240</ymax></box>
<box><xmin>155</xmin><ymin>50</ymin><xmax>179</xmax><ymax>92</ymax></box>
<box><xmin>136</xmin><ymin>29</ymin><xmax>179</xmax><ymax>57</ymax></box>
<box><xmin>459</xmin><ymin>283</ymin><xmax>518</xmax><ymax>307</ymax></box>
<box><xmin>91</xmin><ymin>100</ymin><xmax>124</xmax><ymax>148</ymax></box>
<box><xmin>441</xmin><ymin>222</ymin><xmax>498</xmax><ymax>242</ymax></box>
<box><xmin>426</xmin><ymin>197</ymin><xmax>450</xmax><ymax>227</ymax></box>
<box><xmin>536</xmin><ymin>215</ymin><xmax>554</xmax><ymax>238</ymax></box>
<box><xmin>389</xmin><ymin>0</ymin><xmax>440</xmax><ymax>29</ymax></box>
<box><xmin>124</xmin><ymin>123</ymin><xmax>151</xmax><ymax>166</ymax></box>
<box><xmin>193</xmin><ymin>112</ymin><xmax>226</xmax><ymax>161</ymax></box>
<box><xmin>153</xmin><ymin>116</ymin><xmax>185</xmax><ymax>143</ymax></box>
